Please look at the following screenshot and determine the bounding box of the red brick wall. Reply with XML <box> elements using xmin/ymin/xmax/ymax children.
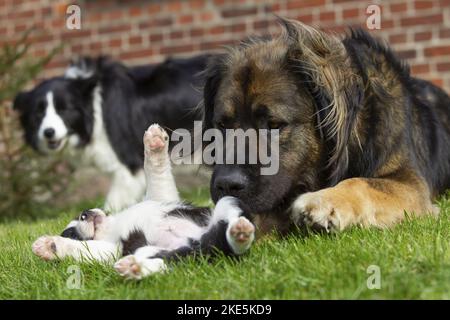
<box><xmin>1</xmin><ymin>0</ymin><xmax>450</xmax><ymax>92</ymax></box>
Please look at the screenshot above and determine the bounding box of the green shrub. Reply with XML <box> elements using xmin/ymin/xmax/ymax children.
<box><xmin>0</xmin><ymin>31</ymin><xmax>74</xmax><ymax>219</ymax></box>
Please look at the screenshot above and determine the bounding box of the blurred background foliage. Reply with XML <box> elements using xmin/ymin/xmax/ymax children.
<box><xmin>0</xmin><ymin>31</ymin><xmax>76</xmax><ymax>220</ymax></box>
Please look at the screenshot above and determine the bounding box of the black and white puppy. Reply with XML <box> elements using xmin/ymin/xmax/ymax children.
<box><xmin>14</xmin><ymin>55</ymin><xmax>208</xmax><ymax>212</ymax></box>
<box><xmin>32</xmin><ymin>124</ymin><xmax>255</xmax><ymax>280</ymax></box>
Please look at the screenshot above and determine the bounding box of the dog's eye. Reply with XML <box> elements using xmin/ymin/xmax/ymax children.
<box><xmin>80</xmin><ymin>213</ymin><xmax>87</xmax><ymax>221</ymax></box>
<box><xmin>268</xmin><ymin>120</ymin><xmax>287</xmax><ymax>130</ymax></box>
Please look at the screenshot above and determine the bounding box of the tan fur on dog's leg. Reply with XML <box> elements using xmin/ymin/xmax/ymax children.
<box><xmin>291</xmin><ymin>170</ymin><xmax>436</xmax><ymax>232</ymax></box>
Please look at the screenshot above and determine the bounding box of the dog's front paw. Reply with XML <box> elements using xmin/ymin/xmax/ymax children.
<box><xmin>291</xmin><ymin>190</ymin><xmax>354</xmax><ymax>233</ymax></box>
<box><xmin>114</xmin><ymin>255</ymin><xmax>167</xmax><ymax>280</ymax></box>
<box><xmin>226</xmin><ymin>217</ymin><xmax>255</xmax><ymax>255</ymax></box>
<box><xmin>32</xmin><ymin>236</ymin><xmax>58</xmax><ymax>261</ymax></box>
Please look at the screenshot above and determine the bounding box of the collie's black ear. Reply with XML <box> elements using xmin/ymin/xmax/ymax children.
<box><xmin>66</xmin><ymin>56</ymin><xmax>102</xmax><ymax>79</ymax></box>
<box><xmin>203</xmin><ymin>54</ymin><xmax>226</xmax><ymax>131</ymax></box>
<box><xmin>13</xmin><ymin>91</ymin><xmax>29</xmax><ymax>113</ymax></box>
<box><xmin>69</xmin><ymin>76</ymin><xmax>98</xmax><ymax>100</ymax></box>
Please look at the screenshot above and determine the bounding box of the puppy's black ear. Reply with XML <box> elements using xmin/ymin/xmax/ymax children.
<box><xmin>61</xmin><ymin>226</ymin><xmax>83</xmax><ymax>240</ymax></box>
<box><xmin>13</xmin><ymin>91</ymin><xmax>29</xmax><ymax>113</ymax></box>
<box><xmin>203</xmin><ymin>54</ymin><xmax>226</xmax><ymax>131</ymax></box>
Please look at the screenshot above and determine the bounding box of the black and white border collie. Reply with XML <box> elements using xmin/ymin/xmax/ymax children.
<box><xmin>32</xmin><ymin>125</ymin><xmax>255</xmax><ymax>280</ymax></box>
<box><xmin>14</xmin><ymin>55</ymin><xmax>209</xmax><ymax>212</ymax></box>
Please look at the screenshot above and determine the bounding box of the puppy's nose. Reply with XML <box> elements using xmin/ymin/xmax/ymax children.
<box><xmin>213</xmin><ymin>170</ymin><xmax>248</xmax><ymax>198</ymax></box>
<box><xmin>43</xmin><ymin>128</ymin><xmax>55</xmax><ymax>139</ymax></box>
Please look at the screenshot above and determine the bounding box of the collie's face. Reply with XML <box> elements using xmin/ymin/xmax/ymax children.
<box><xmin>13</xmin><ymin>78</ymin><xmax>95</xmax><ymax>154</ymax></box>
<box><xmin>61</xmin><ymin>209</ymin><xmax>107</xmax><ymax>241</ymax></box>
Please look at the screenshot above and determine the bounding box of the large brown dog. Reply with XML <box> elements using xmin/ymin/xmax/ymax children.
<box><xmin>203</xmin><ymin>19</ymin><xmax>450</xmax><ymax>234</ymax></box>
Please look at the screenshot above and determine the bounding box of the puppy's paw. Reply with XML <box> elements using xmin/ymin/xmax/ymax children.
<box><xmin>144</xmin><ymin>124</ymin><xmax>169</xmax><ymax>153</ymax></box>
<box><xmin>32</xmin><ymin>236</ymin><xmax>58</xmax><ymax>261</ymax></box>
<box><xmin>291</xmin><ymin>190</ymin><xmax>351</xmax><ymax>233</ymax></box>
<box><xmin>114</xmin><ymin>255</ymin><xmax>167</xmax><ymax>280</ymax></box>
<box><xmin>226</xmin><ymin>217</ymin><xmax>255</xmax><ymax>255</ymax></box>
<box><xmin>143</xmin><ymin>124</ymin><xmax>170</xmax><ymax>168</ymax></box>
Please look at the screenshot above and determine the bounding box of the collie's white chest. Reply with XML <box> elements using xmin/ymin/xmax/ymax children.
<box><xmin>83</xmin><ymin>86</ymin><xmax>123</xmax><ymax>173</ymax></box>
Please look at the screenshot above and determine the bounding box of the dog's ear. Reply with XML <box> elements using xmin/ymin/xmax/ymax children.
<box><xmin>13</xmin><ymin>91</ymin><xmax>30</xmax><ymax>113</ymax></box>
<box><xmin>281</xmin><ymin>18</ymin><xmax>363</xmax><ymax>184</ymax></box>
<box><xmin>69</xmin><ymin>76</ymin><xmax>98</xmax><ymax>99</ymax></box>
<box><xmin>65</xmin><ymin>56</ymin><xmax>100</xmax><ymax>79</ymax></box>
<box><xmin>203</xmin><ymin>54</ymin><xmax>226</xmax><ymax>131</ymax></box>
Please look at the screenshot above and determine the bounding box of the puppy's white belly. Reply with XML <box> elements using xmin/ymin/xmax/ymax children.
<box><xmin>101</xmin><ymin>201</ymin><xmax>204</xmax><ymax>250</ymax></box>
<box><xmin>150</xmin><ymin>217</ymin><xmax>204</xmax><ymax>250</ymax></box>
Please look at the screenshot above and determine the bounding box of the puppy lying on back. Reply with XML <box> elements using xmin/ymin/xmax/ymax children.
<box><xmin>32</xmin><ymin>124</ymin><xmax>255</xmax><ymax>280</ymax></box>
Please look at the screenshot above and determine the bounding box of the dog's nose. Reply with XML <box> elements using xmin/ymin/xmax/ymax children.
<box><xmin>213</xmin><ymin>169</ymin><xmax>248</xmax><ymax>198</ymax></box>
<box><xmin>43</xmin><ymin>128</ymin><xmax>55</xmax><ymax>139</ymax></box>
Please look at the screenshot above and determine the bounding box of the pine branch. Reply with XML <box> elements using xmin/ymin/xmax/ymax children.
<box><xmin>0</xmin><ymin>30</ymin><xmax>71</xmax><ymax>219</ymax></box>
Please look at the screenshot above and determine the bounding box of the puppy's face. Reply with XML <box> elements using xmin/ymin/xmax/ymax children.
<box><xmin>206</xmin><ymin>39</ymin><xmax>325</xmax><ymax>214</ymax></box>
<box><xmin>61</xmin><ymin>209</ymin><xmax>107</xmax><ymax>240</ymax></box>
<box><xmin>13</xmin><ymin>78</ymin><xmax>95</xmax><ymax>153</ymax></box>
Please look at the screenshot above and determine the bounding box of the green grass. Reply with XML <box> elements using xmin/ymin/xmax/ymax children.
<box><xmin>1</xmin><ymin>188</ymin><xmax>450</xmax><ymax>299</ymax></box>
